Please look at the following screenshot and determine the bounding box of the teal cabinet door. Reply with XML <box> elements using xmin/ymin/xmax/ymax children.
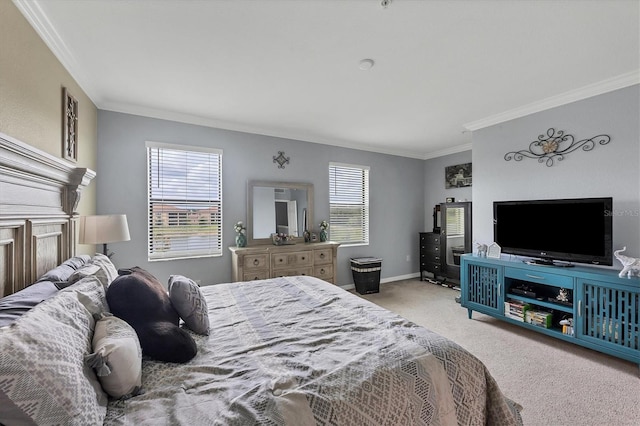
<box><xmin>576</xmin><ymin>278</ymin><xmax>639</xmax><ymax>363</ymax></box>
<box><xmin>461</xmin><ymin>257</ymin><xmax>503</xmax><ymax>318</ymax></box>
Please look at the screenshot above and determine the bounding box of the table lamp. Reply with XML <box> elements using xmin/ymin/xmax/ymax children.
<box><xmin>79</xmin><ymin>214</ymin><xmax>131</xmax><ymax>257</ymax></box>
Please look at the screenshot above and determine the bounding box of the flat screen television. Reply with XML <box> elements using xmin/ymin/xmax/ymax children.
<box><xmin>493</xmin><ymin>197</ymin><xmax>613</xmax><ymax>266</ymax></box>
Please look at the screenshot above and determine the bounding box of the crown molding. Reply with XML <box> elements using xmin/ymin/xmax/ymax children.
<box><xmin>99</xmin><ymin>101</ymin><xmax>431</xmax><ymax>160</ymax></box>
<box><xmin>13</xmin><ymin>0</ymin><xmax>98</xmax><ymax>102</ymax></box>
<box><xmin>463</xmin><ymin>70</ymin><xmax>640</xmax><ymax>132</ymax></box>
<box><xmin>422</xmin><ymin>142</ymin><xmax>472</xmax><ymax>160</ymax></box>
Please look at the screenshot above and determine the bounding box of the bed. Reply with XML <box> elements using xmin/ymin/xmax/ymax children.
<box><xmin>0</xmin><ymin>133</ymin><xmax>522</xmax><ymax>425</ymax></box>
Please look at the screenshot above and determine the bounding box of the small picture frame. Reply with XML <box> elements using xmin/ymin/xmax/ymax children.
<box><xmin>487</xmin><ymin>242</ymin><xmax>502</xmax><ymax>259</ymax></box>
<box><xmin>445</xmin><ymin>197</ymin><xmax>455</xmax><ymax>203</ymax></box>
<box><xmin>310</xmin><ymin>232</ymin><xmax>318</xmax><ymax>242</ymax></box>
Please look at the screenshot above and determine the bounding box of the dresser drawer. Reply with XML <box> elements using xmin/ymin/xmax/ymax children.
<box><xmin>243</xmin><ymin>270</ymin><xmax>270</xmax><ymax>281</ymax></box>
<box><xmin>313</xmin><ymin>264</ymin><xmax>333</xmax><ymax>280</ymax></box>
<box><xmin>421</xmin><ymin>234</ymin><xmax>441</xmax><ymax>245</ymax></box>
<box><xmin>273</xmin><ymin>267</ymin><xmax>313</xmax><ymax>277</ymax></box>
<box><xmin>243</xmin><ymin>254</ymin><xmax>268</xmax><ymax>270</ymax></box>
<box><xmin>272</xmin><ymin>251</ymin><xmax>313</xmax><ymax>269</ymax></box>
<box><xmin>426</xmin><ymin>262</ymin><xmax>442</xmax><ymax>273</ymax></box>
<box><xmin>313</xmin><ymin>248</ymin><xmax>333</xmax><ymax>265</ymax></box>
<box><xmin>424</xmin><ymin>245</ymin><xmax>441</xmax><ymax>256</ymax></box>
<box><xmin>505</xmin><ymin>266</ymin><xmax>574</xmax><ymax>289</ymax></box>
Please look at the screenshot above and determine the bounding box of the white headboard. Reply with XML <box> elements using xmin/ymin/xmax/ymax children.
<box><xmin>0</xmin><ymin>132</ymin><xmax>95</xmax><ymax>296</ymax></box>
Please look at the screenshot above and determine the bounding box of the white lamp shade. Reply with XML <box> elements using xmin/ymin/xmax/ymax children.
<box><xmin>79</xmin><ymin>215</ymin><xmax>131</xmax><ymax>244</ymax></box>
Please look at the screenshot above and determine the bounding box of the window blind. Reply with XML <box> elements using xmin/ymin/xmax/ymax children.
<box><xmin>445</xmin><ymin>207</ymin><xmax>465</xmax><ymax>236</ymax></box>
<box><xmin>146</xmin><ymin>141</ymin><xmax>223</xmax><ymax>261</ymax></box>
<box><xmin>329</xmin><ymin>162</ymin><xmax>370</xmax><ymax>245</ymax></box>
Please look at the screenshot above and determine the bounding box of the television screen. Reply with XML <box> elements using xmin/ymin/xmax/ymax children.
<box><xmin>493</xmin><ymin>197</ymin><xmax>613</xmax><ymax>266</ymax></box>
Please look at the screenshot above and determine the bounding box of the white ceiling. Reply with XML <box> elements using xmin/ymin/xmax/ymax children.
<box><xmin>16</xmin><ymin>0</ymin><xmax>640</xmax><ymax>159</ymax></box>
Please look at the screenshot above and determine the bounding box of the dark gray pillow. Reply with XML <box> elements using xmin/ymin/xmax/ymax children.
<box><xmin>0</xmin><ymin>281</ymin><xmax>58</xmax><ymax>327</ymax></box>
<box><xmin>168</xmin><ymin>275</ymin><xmax>210</xmax><ymax>335</ymax></box>
<box><xmin>36</xmin><ymin>255</ymin><xmax>92</xmax><ymax>283</ymax></box>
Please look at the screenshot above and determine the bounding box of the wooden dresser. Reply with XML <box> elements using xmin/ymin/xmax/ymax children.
<box><xmin>229</xmin><ymin>242</ymin><xmax>340</xmax><ymax>284</ymax></box>
<box><xmin>419</xmin><ymin>232</ymin><xmax>443</xmax><ymax>281</ymax></box>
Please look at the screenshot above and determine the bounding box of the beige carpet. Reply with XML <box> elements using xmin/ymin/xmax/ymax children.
<box><xmin>356</xmin><ymin>279</ymin><xmax>640</xmax><ymax>426</ymax></box>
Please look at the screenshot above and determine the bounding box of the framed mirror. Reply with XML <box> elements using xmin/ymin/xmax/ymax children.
<box><xmin>247</xmin><ymin>180</ymin><xmax>314</xmax><ymax>245</ymax></box>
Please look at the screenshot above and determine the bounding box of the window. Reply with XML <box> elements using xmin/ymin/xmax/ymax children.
<box><xmin>146</xmin><ymin>142</ymin><xmax>222</xmax><ymax>261</ymax></box>
<box><xmin>329</xmin><ymin>162</ymin><xmax>369</xmax><ymax>245</ymax></box>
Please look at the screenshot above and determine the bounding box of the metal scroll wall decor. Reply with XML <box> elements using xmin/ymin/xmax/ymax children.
<box><xmin>504</xmin><ymin>128</ymin><xmax>611</xmax><ymax>167</ymax></box>
<box><xmin>273</xmin><ymin>151</ymin><xmax>290</xmax><ymax>169</ymax></box>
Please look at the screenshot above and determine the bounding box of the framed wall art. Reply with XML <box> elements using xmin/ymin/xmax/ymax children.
<box><xmin>62</xmin><ymin>87</ymin><xmax>78</xmax><ymax>162</ymax></box>
<box><xmin>445</xmin><ymin>162</ymin><xmax>472</xmax><ymax>189</ymax></box>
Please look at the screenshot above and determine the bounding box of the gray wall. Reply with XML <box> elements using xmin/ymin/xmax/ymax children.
<box><xmin>96</xmin><ymin>111</ymin><xmax>425</xmax><ymax>286</ymax></box>
<box><xmin>423</xmin><ymin>150</ymin><xmax>473</xmax><ymax>230</ymax></box>
<box><xmin>472</xmin><ymin>85</ymin><xmax>640</xmax><ymax>265</ymax></box>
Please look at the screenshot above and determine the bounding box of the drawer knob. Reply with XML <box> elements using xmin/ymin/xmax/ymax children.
<box><xmin>320</xmin><ymin>268</ymin><xmax>325</xmax><ymax>274</ymax></box>
<box><xmin>253</xmin><ymin>259</ymin><xmax>259</xmax><ymax>266</ymax></box>
<box><xmin>301</xmin><ymin>256</ymin><xmax>305</xmax><ymax>260</ymax></box>
<box><xmin>320</xmin><ymin>253</ymin><xmax>325</xmax><ymax>259</ymax></box>
<box><xmin>279</xmin><ymin>258</ymin><xmax>283</xmax><ymax>262</ymax></box>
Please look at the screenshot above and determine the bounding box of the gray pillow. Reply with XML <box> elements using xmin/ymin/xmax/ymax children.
<box><xmin>168</xmin><ymin>275</ymin><xmax>210</xmax><ymax>335</ymax></box>
<box><xmin>0</xmin><ymin>281</ymin><xmax>58</xmax><ymax>327</ymax></box>
<box><xmin>36</xmin><ymin>254</ymin><xmax>92</xmax><ymax>283</ymax></box>
<box><xmin>0</xmin><ymin>279</ymin><xmax>108</xmax><ymax>425</ymax></box>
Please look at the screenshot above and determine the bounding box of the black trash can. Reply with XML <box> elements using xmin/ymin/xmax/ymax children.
<box><xmin>452</xmin><ymin>246</ymin><xmax>465</xmax><ymax>266</ymax></box>
<box><xmin>350</xmin><ymin>257</ymin><xmax>382</xmax><ymax>294</ymax></box>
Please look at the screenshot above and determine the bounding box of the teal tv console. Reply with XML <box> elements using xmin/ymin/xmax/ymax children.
<box><xmin>460</xmin><ymin>254</ymin><xmax>639</xmax><ymax>365</ymax></box>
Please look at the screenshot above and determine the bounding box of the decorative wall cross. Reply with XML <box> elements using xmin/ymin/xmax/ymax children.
<box><xmin>273</xmin><ymin>151</ymin><xmax>290</xmax><ymax>169</ymax></box>
<box><xmin>62</xmin><ymin>87</ymin><xmax>78</xmax><ymax>162</ymax></box>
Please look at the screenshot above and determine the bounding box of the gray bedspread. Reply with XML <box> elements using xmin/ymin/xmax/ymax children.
<box><xmin>105</xmin><ymin>276</ymin><xmax>522</xmax><ymax>425</ymax></box>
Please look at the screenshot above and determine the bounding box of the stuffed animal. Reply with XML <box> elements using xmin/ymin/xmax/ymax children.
<box><xmin>614</xmin><ymin>247</ymin><xmax>640</xmax><ymax>279</ymax></box>
<box><xmin>106</xmin><ymin>267</ymin><xmax>197</xmax><ymax>363</ymax></box>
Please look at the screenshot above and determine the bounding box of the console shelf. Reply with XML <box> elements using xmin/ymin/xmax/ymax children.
<box><xmin>461</xmin><ymin>254</ymin><xmax>640</xmax><ymax>366</ymax></box>
<box><xmin>507</xmin><ymin>294</ymin><xmax>573</xmax><ymax>314</ymax></box>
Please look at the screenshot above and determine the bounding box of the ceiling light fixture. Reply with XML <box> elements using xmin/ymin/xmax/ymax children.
<box><xmin>359</xmin><ymin>59</ymin><xmax>375</xmax><ymax>70</ymax></box>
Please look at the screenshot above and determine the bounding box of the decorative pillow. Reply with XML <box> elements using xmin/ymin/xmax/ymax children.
<box><xmin>89</xmin><ymin>254</ymin><xmax>119</xmax><ymax>288</ymax></box>
<box><xmin>86</xmin><ymin>313</ymin><xmax>142</xmax><ymax>399</ymax></box>
<box><xmin>107</xmin><ymin>267</ymin><xmax>197</xmax><ymax>363</ymax></box>
<box><xmin>0</xmin><ymin>282</ymin><xmax>108</xmax><ymax>425</ymax></box>
<box><xmin>169</xmin><ymin>275</ymin><xmax>210</xmax><ymax>335</ymax></box>
<box><xmin>61</xmin><ymin>275</ymin><xmax>111</xmax><ymax>317</ymax></box>
<box><xmin>66</xmin><ymin>263</ymin><xmax>102</xmax><ymax>287</ymax></box>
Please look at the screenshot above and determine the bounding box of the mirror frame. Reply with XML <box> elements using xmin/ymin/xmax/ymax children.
<box><xmin>247</xmin><ymin>180</ymin><xmax>314</xmax><ymax>245</ymax></box>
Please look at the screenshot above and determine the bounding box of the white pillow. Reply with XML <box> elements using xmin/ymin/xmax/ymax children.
<box><xmin>86</xmin><ymin>313</ymin><xmax>142</xmax><ymax>399</ymax></box>
<box><xmin>89</xmin><ymin>254</ymin><xmax>119</xmax><ymax>288</ymax></box>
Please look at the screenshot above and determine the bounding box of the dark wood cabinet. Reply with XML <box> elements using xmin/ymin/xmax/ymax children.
<box><xmin>441</xmin><ymin>201</ymin><xmax>472</xmax><ymax>281</ymax></box>
<box><xmin>420</xmin><ymin>232</ymin><xmax>443</xmax><ymax>281</ymax></box>
<box><xmin>420</xmin><ymin>201</ymin><xmax>472</xmax><ymax>284</ymax></box>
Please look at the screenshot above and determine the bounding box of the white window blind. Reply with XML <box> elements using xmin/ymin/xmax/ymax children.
<box><xmin>329</xmin><ymin>162</ymin><xmax>369</xmax><ymax>245</ymax></box>
<box><xmin>146</xmin><ymin>142</ymin><xmax>222</xmax><ymax>261</ymax></box>
<box><xmin>445</xmin><ymin>207</ymin><xmax>465</xmax><ymax>236</ymax></box>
